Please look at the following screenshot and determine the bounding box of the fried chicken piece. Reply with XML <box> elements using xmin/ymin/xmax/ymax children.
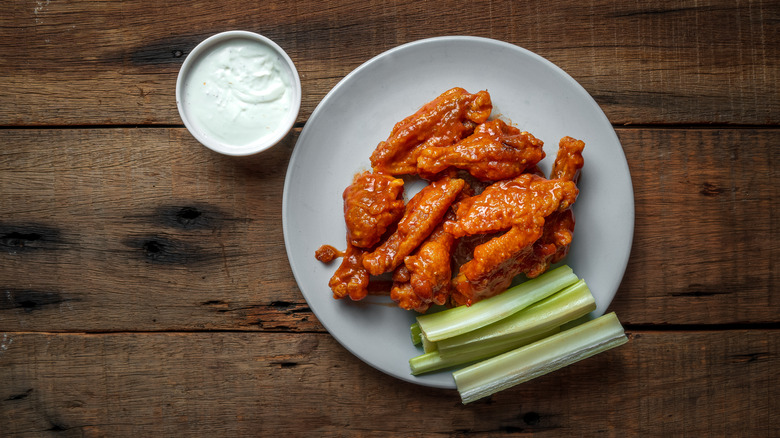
<box><xmin>389</xmin><ymin>267</ymin><xmax>417</xmax><ymax>309</ymax></box>
<box><xmin>362</xmin><ymin>176</ymin><xmax>465</xmax><ymax>276</ymax></box>
<box><xmin>342</xmin><ymin>171</ymin><xmax>405</xmax><ymax>248</ymax></box>
<box><xmin>551</xmin><ymin>136</ymin><xmax>585</xmax><ymax>182</ymax></box>
<box><xmin>521</xmin><ymin>137</ymin><xmax>585</xmax><ymax>276</ymax></box>
<box><xmin>417</xmin><ymin>119</ymin><xmax>545</xmax><ymax>181</ymax></box>
<box><xmin>451</xmin><ymin>207</ymin><xmax>576</xmax><ymax>306</ymax></box>
<box><xmin>446</xmin><ymin>173</ymin><xmax>580</xmax><ymax>306</ymax></box>
<box><xmin>451</xmin><ymin>221</ymin><xmax>544</xmax><ymax>306</ymax></box>
<box><xmin>328</xmin><ymin>243</ymin><xmax>370</xmax><ymax>301</ymax></box>
<box><xmin>315</xmin><ymin>244</ymin><xmax>342</xmax><ymax>263</ymax></box>
<box><xmin>388</xmin><ymin>184</ymin><xmax>475</xmax><ymax>312</ymax></box>
<box><xmin>451</xmin><ymin>232</ymin><xmax>498</xmax><ymax>268</ymax></box>
<box><xmin>390</xmin><ymin>222</ymin><xmax>456</xmax><ymax>312</ymax></box>
<box><xmin>526</xmin><ymin>209</ymin><xmax>575</xmax><ymax>277</ymax></box>
<box><xmin>445</xmin><ymin>174</ymin><xmax>579</xmax><ymax>239</ymax></box>
<box><xmin>370</xmin><ymin>88</ymin><xmax>492</xmax><ymax>176</ymax></box>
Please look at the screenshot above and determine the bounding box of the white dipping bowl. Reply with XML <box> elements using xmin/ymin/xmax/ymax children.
<box><xmin>176</xmin><ymin>31</ymin><xmax>301</xmax><ymax>156</ymax></box>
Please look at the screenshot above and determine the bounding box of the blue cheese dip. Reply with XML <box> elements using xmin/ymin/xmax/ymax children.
<box><xmin>183</xmin><ymin>38</ymin><xmax>294</xmax><ymax>148</ymax></box>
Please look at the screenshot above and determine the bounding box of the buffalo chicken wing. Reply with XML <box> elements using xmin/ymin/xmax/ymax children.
<box><xmin>327</xmin><ymin>243</ymin><xmax>370</xmax><ymax>301</ymax></box>
<box><xmin>417</xmin><ymin>119</ymin><xmax>545</xmax><ymax>181</ymax></box>
<box><xmin>445</xmin><ymin>174</ymin><xmax>579</xmax><ymax>239</ymax></box>
<box><xmin>446</xmin><ymin>173</ymin><xmax>580</xmax><ymax>306</ymax></box>
<box><xmin>362</xmin><ymin>176</ymin><xmax>465</xmax><ymax>276</ymax></box>
<box><xmin>370</xmin><ymin>87</ymin><xmax>492</xmax><ymax>176</ymax></box>
<box><xmin>390</xmin><ymin>219</ymin><xmax>457</xmax><ymax>312</ymax></box>
<box><xmin>342</xmin><ymin>171</ymin><xmax>405</xmax><ymax>249</ymax></box>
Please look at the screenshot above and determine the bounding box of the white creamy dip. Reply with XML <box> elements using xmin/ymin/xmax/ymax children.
<box><xmin>183</xmin><ymin>38</ymin><xmax>293</xmax><ymax>148</ymax></box>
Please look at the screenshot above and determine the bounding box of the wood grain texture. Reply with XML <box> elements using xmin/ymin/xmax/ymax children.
<box><xmin>0</xmin><ymin>127</ymin><xmax>309</xmax><ymax>332</ymax></box>
<box><xmin>0</xmin><ymin>0</ymin><xmax>777</xmax><ymax>126</ymax></box>
<box><xmin>1</xmin><ymin>127</ymin><xmax>777</xmax><ymax>331</ymax></box>
<box><xmin>1</xmin><ymin>1</ymin><xmax>778</xmax><ymax>435</ymax></box>
<box><xmin>0</xmin><ymin>330</ymin><xmax>776</xmax><ymax>436</ymax></box>
<box><xmin>612</xmin><ymin>128</ymin><xmax>780</xmax><ymax>325</ymax></box>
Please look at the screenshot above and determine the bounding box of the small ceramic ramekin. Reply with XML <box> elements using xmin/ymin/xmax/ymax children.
<box><xmin>176</xmin><ymin>31</ymin><xmax>301</xmax><ymax>156</ymax></box>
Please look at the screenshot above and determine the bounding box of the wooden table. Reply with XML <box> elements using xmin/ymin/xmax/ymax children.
<box><xmin>1</xmin><ymin>1</ymin><xmax>777</xmax><ymax>436</ymax></box>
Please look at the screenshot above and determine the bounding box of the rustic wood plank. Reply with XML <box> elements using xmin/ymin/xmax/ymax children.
<box><xmin>613</xmin><ymin>127</ymin><xmax>780</xmax><ymax>325</ymax></box>
<box><xmin>0</xmin><ymin>127</ymin><xmax>777</xmax><ymax>330</ymax></box>
<box><xmin>0</xmin><ymin>127</ymin><xmax>313</xmax><ymax>332</ymax></box>
<box><xmin>0</xmin><ymin>0</ymin><xmax>777</xmax><ymax>126</ymax></box>
<box><xmin>0</xmin><ymin>330</ymin><xmax>777</xmax><ymax>436</ymax></box>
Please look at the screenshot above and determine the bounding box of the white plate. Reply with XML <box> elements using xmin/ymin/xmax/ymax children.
<box><xmin>282</xmin><ymin>36</ymin><xmax>634</xmax><ymax>389</ymax></box>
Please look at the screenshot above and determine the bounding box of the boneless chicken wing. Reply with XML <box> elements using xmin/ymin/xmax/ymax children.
<box><xmin>445</xmin><ymin>173</ymin><xmax>580</xmax><ymax>306</ymax></box>
<box><xmin>526</xmin><ymin>209</ymin><xmax>576</xmax><ymax>277</ymax></box>
<box><xmin>451</xmin><ymin>223</ymin><xmax>544</xmax><ymax>306</ymax></box>
<box><xmin>445</xmin><ymin>174</ymin><xmax>579</xmax><ymax>239</ymax></box>
<box><xmin>362</xmin><ymin>176</ymin><xmax>465</xmax><ymax>276</ymax></box>
<box><xmin>390</xmin><ymin>221</ymin><xmax>457</xmax><ymax>312</ymax></box>
<box><xmin>417</xmin><ymin>119</ymin><xmax>545</xmax><ymax>181</ymax></box>
<box><xmin>551</xmin><ymin>136</ymin><xmax>585</xmax><ymax>182</ymax></box>
<box><xmin>520</xmin><ymin>136</ymin><xmax>586</xmax><ymax>277</ymax></box>
<box><xmin>450</xmin><ymin>207</ymin><xmax>576</xmax><ymax>305</ymax></box>
<box><xmin>327</xmin><ymin>243</ymin><xmax>370</xmax><ymax>301</ymax></box>
<box><xmin>342</xmin><ymin>171</ymin><xmax>405</xmax><ymax>248</ymax></box>
<box><xmin>370</xmin><ymin>88</ymin><xmax>492</xmax><ymax>176</ymax></box>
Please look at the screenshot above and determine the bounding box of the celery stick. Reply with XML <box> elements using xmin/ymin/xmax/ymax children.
<box><xmin>437</xmin><ymin>279</ymin><xmax>595</xmax><ymax>359</ymax></box>
<box><xmin>409</xmin><ymin>351</ymin><xmax>457</xmax><ymax>376</ymax></box>
<box><xmin>410</xmin><ymin>323</ymin><xmax>422</xmax><ymax>346</ymax></box>
<box><xmin>453</xmin><ymin>312</ymin><xmax>628</xmax><ymax>404</ymax></box>
<box><xmin>416</xmin><ymin>265</ymin><xmax>578</xmax><ymax>342</ymax></box>
<box><xmin>411</xmin><ymin>322</ymin><xmax>438</xmax><ymax>352</ymax></box>
<box><xmin>409</xmin><ymin>327</ymin><xmax>558</xmax><ymax>375</ymax></box>
<box><xmin>422</xmin><ymin>334</ymin><xmax>437</xmax><ymax>353</ymax></box>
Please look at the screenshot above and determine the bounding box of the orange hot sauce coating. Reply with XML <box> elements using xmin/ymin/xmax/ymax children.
<box><xmin>342</xmin><ymin>171</ymin><xmax>405</xmax><ymax>249</ymax></box>
<box><xmin>391</xmin><ymin>222</ymin><xmax>457</xmax><ymax>313</ymax></box>
<box><xmin>327</xmin><ymin>243</ymin><xmax>370</xmax><ymax>301</ymax></box>
<box><xmin>369</xmin><ymin>87</ymin><xmax>492</xmax><ymax>176</ymax></box>
<box><xmin>551</xmin><ymin>136</ymin><xmax>585</xmax><ymax>182</ymax></box>
<box><xmin>417</xmin><ymin>119</ymin><xmax>545</xmax><ymax>181</ymax></box>
<box><xmin>451</xmin><ymin>222</ymin><xmax>544</xmax><ymax>306</ymax></box>
<box><xmin>446</xmin><ymin>173</ymin><xmax>580</xmax><ymax>306</ymax></box>
<box><xmin>362</xmin><ymin>175</ymin><xmax>465</xmax><ymax>276</ymax></box>
<box><xmin>518</xmin><ymin>136</ymin><xmax>585</xmax><ymax>279</ymax></box>
<box><xmin>314</xmin><ymin>244</ymin><xmax>343</xmax><ymax>263</ymax></box>
<box><xmin>445</xmin><ymin>174</ymin><xmax>579</xmax><ymax>239</ymax></box>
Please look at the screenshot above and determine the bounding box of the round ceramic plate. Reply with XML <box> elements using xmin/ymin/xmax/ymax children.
<box><xmin>282</xmin><ymin>36</ymin><xmax>634</xmax><ymax>389</ymax></box>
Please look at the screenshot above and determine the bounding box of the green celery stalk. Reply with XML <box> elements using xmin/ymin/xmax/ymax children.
<box><xmin>416</xmin><ymin>265</ymin><xmax>578</xmax><ymax>342</ymax></box>
<box><xmin>422</xmin><ymin>333</ymin><xmax>438</xmax><ymax>353</ymax></box>
<box><xmin>410</xmin><ymin>323</ymin><xmax>422</xmax><ymax>346</ymax></box>
<box><xmin>453</xmin><ymin>312</ymin><xmax>628</xmax><ymax>404</ymax></box>
<box><xmin>437</xmin><ymin>279</ymin><xmax>595</xmax><ymax>359</ymax></box>
<box><xmin>411</xmin><ymin>323</ymin><xmax>439</xmax><ymax>352</ymax></box>
<box><xmin>409</xmin><ymin>327</ymin><xmax>559</xmax><ymax>375</ymax></box>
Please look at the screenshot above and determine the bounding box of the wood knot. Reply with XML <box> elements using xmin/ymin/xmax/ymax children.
<box><xmin>1</xmin><ymin>232</ymin><xmax>42</xmax><ymax>247</ymax></box>
<box><xmin>142</xmin><ymin>240</ymin><xmax>165</xmax><ymax>256</ymax></box>
<box><xmin>700</xmin><ymin>182</ymin><xmax>725</xmax><ymax>196</ymax></box>
<box><xmin>176</xmin><ymin>206</ymin><xmax>202</xmax><ymax>226</ymax></box>
<box><xmin>1</xmin><ymin>289</ymin><xmax>76</xmax><ymax>313</ymax></box>
<box><xmin>124</xmin><ymin>235</ymin><xmax>214</xmax><ymax>264</ymax></box>
<box><xmin>523</xmin><ymin>412</ymin><xmax>541</xmax><ymax>425</ymax></box>
<box><xmin>0</xmin><ymin>224</ymin><xmax>62</xmax><ymax>253</ymax></box>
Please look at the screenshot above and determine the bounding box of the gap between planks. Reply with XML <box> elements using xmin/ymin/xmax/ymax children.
<box><xmin>2</xmin><ymin>323</ymin><xmax>779</xmax><ymax>336</ymax></box>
